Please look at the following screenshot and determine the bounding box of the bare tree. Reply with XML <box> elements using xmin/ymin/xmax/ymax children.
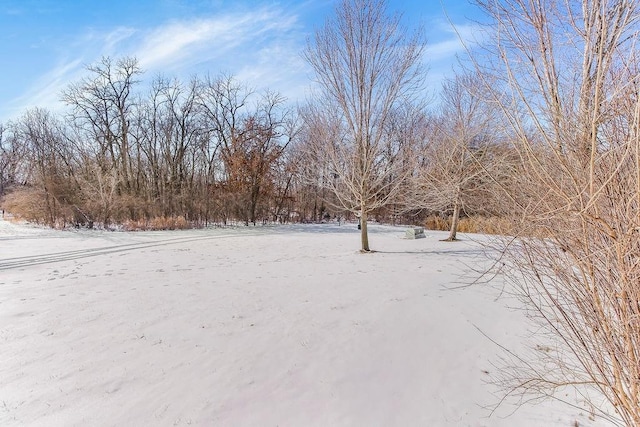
<box><xmin>415</xmin><ymin>73</ymin><xmax>509</xmax><ymax>241</ymax></box>
<box><xmin>153</xmin><ymin>76</ymin><xmax>202</xmax><ymax>217</ymax></box>
<box><xmin>62</xmin><ymin>57</ymin><xmax>142</xmax><ymax>198</ymax></box>
<box><xmin>9</xmin><ymin>108</ymin><xmax>78</xmax><ymax>226</ymax></box>
<box><xmin>0</xmin><ymin>124</ymin><xmax>10</xmax><ymax>197</ymax></box>
<box><xmin>303</xmin><ymin>0</ymin><xmax>426</xmax><ymax>251</ymax></box>
<box><xmin>474</xmin><ymin>0</ymin><xmax>640</xmax><ymax>424</ymax></box>
<box><xmin>198</xmin><ymin>75</ymin><xmax>293</xmax><ymax>225</ymax></box>
<box><xmin>0</xmin><ymin>46</ymin><xmax>431</xmax><ymax>229</ymax></box>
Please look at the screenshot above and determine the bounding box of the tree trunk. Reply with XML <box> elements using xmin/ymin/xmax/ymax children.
<box><xmin>360</xmin><ymin>208</ymin><xmax>370</xmax><ymax>252</ymax></box>
<box><xmin>445</xmin><ymin>200</ymin><xmax>460</xmax><ymax>241</ymax></box>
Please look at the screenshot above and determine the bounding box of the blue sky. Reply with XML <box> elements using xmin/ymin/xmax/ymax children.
<box><xmin>0</xmin><ymin>0</ymin><xmax>484</xmax><ymax>123</ymax></box>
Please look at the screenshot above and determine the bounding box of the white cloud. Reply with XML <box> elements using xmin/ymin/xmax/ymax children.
<box><xmin>420</xmin><ymin>21</ymin><xmax>487</xmax><ymax>98</ymax></box>
<box><xmin>132</xmin><ymin>7</ymin><xmax>302</xmax><ymax>74</ymax></box>
<box><xmin>425</xmin><ymin>22</ymin><xmax>484</xmax><ymax>62</ymax></box>
<box><xmin>4</xmin><ymin>5</ymin><xmax>308</xmax><ymax>120</ymax></box>
<box><xmin>6</xmin><ymin>58</ymin><xmax>84</xmax><ymax>119</ymax></box>
<box><xmin>234</xmin><ymin>24</ymin><xmax>311</xmax><ymax>101</ymax></box>
<box><xmin>6</xmin><ymin>5</ymin><xmax>477</xmax><ymax>120</ymax></box>
<box><xmin>103</xmin><ymin>27</ymin><xmax>138</xmax><ymax>54</ymax></box>
<box><xmin>136</xmin><ymin>20</ymin><xmax>225</xmax><ymax>69</ymax></box>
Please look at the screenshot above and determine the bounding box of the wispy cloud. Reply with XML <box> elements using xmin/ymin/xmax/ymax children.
<box><xmin>425</xmin><ymin>22</ymin><xmax>484</xmax><ymax>62</ymax></box>
<box><xmin>421</xmin><ymin>21</ymin><xmax>487</xmax><ymax>97</ymax></box>
<box><xmin>102</xmin><ymin>27</ymin><xmax>138</xmax><ymax>55</ymax></box>
<box><xmin>6</xmin><ymin>5</ymin><xmax>308</xmax><ymax>119</ymax></box>
<box><xmin>132</xmin><ymin>7</ymin><xmax>302</xmax><ymax>73</ymax></box>
<box><xmin>137</xmin><ymin>20</ymin><xmax>228</xmax><ymax>69</ymax></box>
<box><xmin>7</xmin><ymin>4</ymin><xmax>475</xmax><ymax>120</ymax></box>
<box><xmin>6</xmin><ymin>58</ymin><xmax>84</xmax><ymax>119</ymax></box>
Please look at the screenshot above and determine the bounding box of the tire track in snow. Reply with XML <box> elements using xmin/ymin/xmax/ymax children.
<box><xmin>0</xmin><ymin>232</ymin><xmax>264</xmax><ymax>271</ymax></box>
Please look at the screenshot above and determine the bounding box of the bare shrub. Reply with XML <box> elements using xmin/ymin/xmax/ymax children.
<box><xmin>474</xmin><ymin>0</ymin><xmax>640</xmax><ymax>424</ymax></box>
<box><xmin>3</xmin><ymin>186</ymin><xmax>74</xmax><ymax>227</ymax></box>
<box><xmin>2</xmin><ymin>187</ymin><xmax>49</xmax><ymax>223</ymax></box>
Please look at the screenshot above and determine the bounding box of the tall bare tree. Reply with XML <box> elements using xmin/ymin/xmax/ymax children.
<box><xmin>474</xmin><ymin>0</ymin><xmax>640</xmax><ymax>424</ymax></box>
<box><xmin>62</xmin><ymin>57</ymin><xmax>142</xmax><ymax>197</ymax></box>
<box><xmin>198</xmin><ymin>75</ymin><xmax>293</xmax><ymax>225</ymax></box>
<box><xmin>303</xmin><ymin>0</ymin><xmax>425</xmax><ymax>251</ymax></box>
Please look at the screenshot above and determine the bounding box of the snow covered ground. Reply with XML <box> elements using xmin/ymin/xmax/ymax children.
<box><xmin>0</xmin><ymin>218</ymin><xmax>604</xmax><ymax>426</ymax></box>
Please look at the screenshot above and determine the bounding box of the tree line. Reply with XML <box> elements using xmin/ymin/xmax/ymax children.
<box><xmin>0</xmin><ymin>59</ymin><xmax>510</xmax><ymax>234</ymax></box>
<box><xmin>0</xmin><ymin>62</ymin><xmax>332</xmax><ymax>228</ymax></box>
<box><xmin>1</xmin><ymin>60</ymin><xmax>306</xmax><ymax>227</ymax></box>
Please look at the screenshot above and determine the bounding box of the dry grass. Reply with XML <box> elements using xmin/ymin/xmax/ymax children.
<box><xmin>424</xmin><ymin>215</ymin><xmax>515</xmax><ymax>236</ymax></box>
<box><xmin>122</xmin><ymin>216</ymin><xmax>191</xmax><ymax>231</ymax></box>
<box><xmin>3</xmin><ymin>187</ymin><xmax>194</xmax><ymax>231</ymax></box>
<box><xmin>2</xmin><ymin>188</ymin><xmax>48</xmax><ymax>223</ymax></box>
<box><xmin>1</xmin><ymin>187</ymin><xmax>75</xmax><ymax>228</ymax></box>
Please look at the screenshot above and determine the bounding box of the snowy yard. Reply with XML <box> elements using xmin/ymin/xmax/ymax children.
<box><xmin>0</xmin><ymin>219</ymin><xmax>598</xmax><ymax>426</ymax></box>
